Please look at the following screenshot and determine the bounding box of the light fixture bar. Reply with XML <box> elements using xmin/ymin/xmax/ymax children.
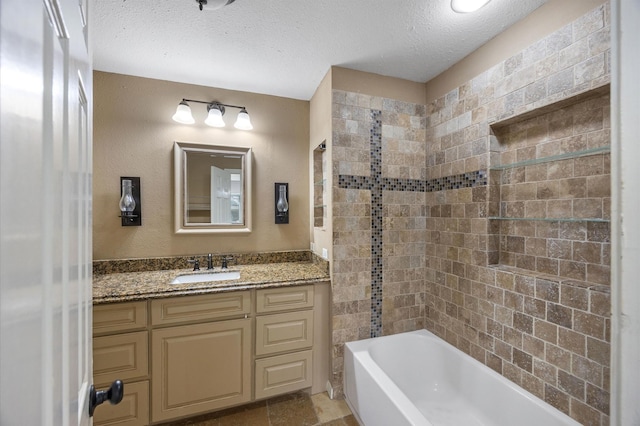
<box><xmin>181</xmin><ymin>98</ymin><xmax>247</xmax><ymax>111</ymax></box>
<box><xmin>172</xmin><ymin>98</ymin><xmax>253</xmax><ymax>130</ymax></box>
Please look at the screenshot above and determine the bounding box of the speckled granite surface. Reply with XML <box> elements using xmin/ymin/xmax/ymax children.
<box><xmin>93</xmin><ymin>250</ymin><xmax>320</xmax><ymax>275</ymax></box>
<box><xmin>93</xmin><ymin>261</ymin><xmax>330</xmax><ymax>304</ymax></box>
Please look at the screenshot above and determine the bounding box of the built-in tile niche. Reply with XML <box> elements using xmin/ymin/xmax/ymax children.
<box><xmin>313</xmin><ymin>141</ymin><xmax>327</xmax><ymax>228</ymax></box>
<box><xmin>488</xmin><ymin>86</ymin><xmax>611</xmax><ymax>285</ymax></box>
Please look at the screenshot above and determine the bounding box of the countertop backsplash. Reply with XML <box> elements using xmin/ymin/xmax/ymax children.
<box><xmin>93</xmin><ymin>250</ymin><xmax>328</xmax><ymax>275</ymax></box>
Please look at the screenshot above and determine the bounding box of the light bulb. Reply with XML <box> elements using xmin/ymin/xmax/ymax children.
<box><xmin>276</xmin><ymin>185</ymin><xmax>288</xmax><ymax>214</ymax></box>
<box><xmin>234</xmin><ymin>108</ymin><xmax>253</xmax><ymax>130</ymax></box>
<box><xmin>119</xmin><ymin>179</ymin><xmax>136</xmax><ymax>216</ymax></box>
<box><xmin>172</xmin><ymin>101</ymin><xmax>195</xmax><ymax>124</ymax></box>
<box><xmin>205</xmin><ymin>104</ymin><xmax>226</xmax><ymax>127</ymax></box>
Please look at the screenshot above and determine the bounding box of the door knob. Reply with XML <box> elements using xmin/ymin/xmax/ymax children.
<box><xmin>88</xmin><ymin>380</ymin><xmax>124</xmax><ymax>417</ymax></box>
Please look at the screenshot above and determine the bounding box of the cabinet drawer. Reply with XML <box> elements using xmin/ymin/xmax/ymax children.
<box><xmin>93</xmin><ymin>380</ymin><xmax>149</xmax><ymax>426</ymax></box>
<box><xmin>256</xmin><ymin>286</ymin><xmax>314</xmax><ymax>313</ymax></box>
<box><xmin>256</xmin><ymin>310</ymin><xmax>313</xmax><ymax>356</ymax></box>
<box><xmin>151</xmin><ymin>291</ymin><xmax>251</xmax><ymax>326</ymax></box>
<box><xmin>94</xmin><ymin>301</ymin><xmax>147</xmax><ymax>335</ymax></box>
<box><xmin>94</xmin><ymin>331</ymin><xmax>149</xmax><ymax>386</ymax></box>
<box><xmin>255</xmin><ymin>350</ymin><xmax>312</xmax><ymax>399</ymax></box>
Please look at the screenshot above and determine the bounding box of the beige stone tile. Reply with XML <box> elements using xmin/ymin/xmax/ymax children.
<box><xmin>570</xmin><ymin>398</ymin><xmax>602</xmax><ymax>426</ymax></box>
<box><xmin>559</xmin><ymin>260</ymin><xmax>587</xmax><ymax>281</ymax></box>
<box><xmin>545</xmin><ymin>384</ymin><xmax>571</xmax><ymax>414</ymax></box>
<box><xmin>574</xmin><ymin>311</ymin><xmax>606</xmax><ymax>340</ymax></box>
<box><xmin>535</xmin><ymin>319</ymin><xmax>558</xmax><ymax>344</ymax></box>
<box><xmin>268</xmin><ymin>392</ymin><xmax>318</xmax><ymax>426</ymax></box>
<box><xmin>311</xmin><ymin>393</ymin><xmax>352</xmax><ymax>424</ymax></box>
<box><xmin>546</xmin><ymin>344</ymin><xmax>572</xmax><ymax>371</ymax></box>
<box><xmin>218</xmin><ymin>404</ymin><xmax>270</xmax><ymax>426</ymax></box>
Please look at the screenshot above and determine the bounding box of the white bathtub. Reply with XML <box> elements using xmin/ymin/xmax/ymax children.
<box><xmin>344</xmin><ymin>329</ymin><xmax>580</xmax><ymax>426</ymax></box>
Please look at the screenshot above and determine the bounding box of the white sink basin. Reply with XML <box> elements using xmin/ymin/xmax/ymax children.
<box><xmin>171</xmin><ymin>270</ymin><xmax>240</xmax><ymax>284</ymax></box>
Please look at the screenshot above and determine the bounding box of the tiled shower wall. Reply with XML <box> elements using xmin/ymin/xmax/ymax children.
<box><xmin>327</xmin><ymin>4</ymin><xmax>611</xmax><ymax>424</ymax></box>
<box><xmin>330</xmin><ymin>92</ymin><xmax>427</xmax><ymax>396</ymax></box>
<box><xmin>424</xmin><ymin>4</ymin><xmax>611</xmax><ymax>425</ymax></box>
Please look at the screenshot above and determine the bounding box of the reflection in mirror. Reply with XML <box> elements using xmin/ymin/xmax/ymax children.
<box><xmin>174</xmin><ymin>142</ymin><xmax>252</xmax><ymax>234</ymax></box>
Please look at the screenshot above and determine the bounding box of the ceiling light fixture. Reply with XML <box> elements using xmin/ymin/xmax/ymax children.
<box><xmin>195</xmin><ymin>0</ymin><xmax>235</xmax><ymax>12</ymax></box>
<box><xmin>172</xmin><ymin>99</ymin><xmax>253</xmax><ymax>130</ymax></box>
<box><xmin>451</xmin><ymin>0</ymin><xmax>491</xmax><ymax>13</ymax></box>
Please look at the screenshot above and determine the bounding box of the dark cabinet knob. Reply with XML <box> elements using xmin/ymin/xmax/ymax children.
<box><xmin>88</xmin><ymin>380</ymin><xmax>124</xmax><ymax>417</ymax></box>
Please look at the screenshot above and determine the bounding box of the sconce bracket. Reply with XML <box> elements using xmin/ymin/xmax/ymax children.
<box><xmin>120</xmin><ymin>176</ymin><xmax>142</xmax><ymax>226</ymax></box>
<box><xmin>275</xmin><ymin>182</ymin><xmax>289</xmax><ymax>224</ymax></box>
<box><xmin>207</xmin><ymin>103</ymin><xmax>225</xmax><ymax>116</ymax></box>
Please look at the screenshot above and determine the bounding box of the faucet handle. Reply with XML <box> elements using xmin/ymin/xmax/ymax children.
<box><xmin>221</xmin><ymin>255</ymin><xmax>235</xmax><ymax>269</ymax></box>
<box><xmin>187</xmin><ymin>258</ymin><xmax>200</xmax><ymax>271</ymax></box>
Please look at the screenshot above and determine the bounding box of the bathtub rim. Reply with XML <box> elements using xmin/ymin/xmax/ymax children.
<box><xmin>344</xmin><ymin>333</ymin><xmax>431</xmax><ymax>426</ymax></box>
<box><xmin>344</xmin><ymin>329</ymin><xmax>582</xmax><ymax>426</ymax></box>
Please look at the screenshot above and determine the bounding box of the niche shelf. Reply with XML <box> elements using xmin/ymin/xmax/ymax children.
<box><xmin>489</xmin><ymin>146</ymin><xmax>610</xmax><ymax>171</ymax></box>
<box><xmin>487</xmin><ymin>84</ymin><xmax>611</xmax><ymax>282</ymax></box>
<box><xmin>488</xmin><ymin>217</ymin><xmax>610</xmax><ymax>223</ymax></box>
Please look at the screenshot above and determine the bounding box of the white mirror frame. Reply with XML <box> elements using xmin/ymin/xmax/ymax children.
<box><xmin>174</xmin><ymin>141</ymin><xmax>252</xmax><ymax>234</ymax></box>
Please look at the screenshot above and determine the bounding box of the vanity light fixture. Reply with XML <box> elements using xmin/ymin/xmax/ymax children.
<box><xmin>172</xmin><ymin>99</ymin><xmax>253</xmax><ymax>130</ymax></box>
<box><xmin>451</xmin><ymin>0</ymin><xmax>491</xmax><ymax>13</ymax></box>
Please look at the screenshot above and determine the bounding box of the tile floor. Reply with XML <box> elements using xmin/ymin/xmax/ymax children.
<box><xmin>159</xmin><ymin>391</ymin><xmax>357</xmax><ymax>426</ymax></box>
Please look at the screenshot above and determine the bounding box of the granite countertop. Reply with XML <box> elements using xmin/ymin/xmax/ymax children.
<box><xmin>93</xmin><ymin>262</ymin><xmax>330</xmax><ymax>304</ymax></box>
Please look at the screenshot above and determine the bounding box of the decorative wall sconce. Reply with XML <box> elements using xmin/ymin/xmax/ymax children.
<box><xmin>172</xmin><ymin>98</ymin><xmax>253</xmax><ymax>130</ymax></box>
<box><xmin>275</xmin><ymin>182</ymin><xmax>289</xmax><ymax>224</ymax></box>
<box><xmin>119</xmin><ymin>177</ymin><xmax>141</xmax><ymax>226</ymax></box>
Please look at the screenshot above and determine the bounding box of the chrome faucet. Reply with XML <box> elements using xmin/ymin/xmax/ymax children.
<box><xmin>207</xmin><ymin>253</ymin><xmax>214</xmax><ymax>270</ymax></box>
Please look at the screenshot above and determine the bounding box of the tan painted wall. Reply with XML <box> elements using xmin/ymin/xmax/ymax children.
<box><xmin>332</xmin><ymin>66</ymin><xmax>426</xmax><ymax>105</ymax></box>
<box><xmin>425</xmin><ymin>0</ymin><xmax>608</xmax><ymax>103</ymax></box>
<box><xmin>309</xmin><ymin>70</ymin><xmax>333</xmax><ymax>262</ymax></box>
<box><xmin>93</xmin><ymin>72</ymin><xmax>310</xmax><ymax>260</ymax></box>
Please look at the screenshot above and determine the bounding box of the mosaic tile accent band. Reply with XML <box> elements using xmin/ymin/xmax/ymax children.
<box><xmin>338</xmin><ymin>110</ymin><xmax>487</xmax><ymax>338</ymax></box>
<box><xmin>338</xmin><ymin>171</ymin><xmax>488</xmax><ymax>192</ymax></box>
<box><xmin>370</xmin><ymin>110</ymin><xmax>383</xmax><ymax>337</ymax></box>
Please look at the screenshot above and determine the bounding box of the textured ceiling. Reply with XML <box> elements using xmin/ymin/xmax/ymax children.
<box><xmin>91</xmin><ymin>0</ymin><xmax>548</xmax><ymax>100</ymax></box>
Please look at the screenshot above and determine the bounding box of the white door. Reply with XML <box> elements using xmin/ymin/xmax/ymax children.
<box><xmin>211</xmin><ymin>166</ymin><xmax>232</xmax><ymax>223</ymax></box>
<box><xmin>0</xmin><ymin>0</ymin><xmax>93</xmax><ymax>424</ymax></box>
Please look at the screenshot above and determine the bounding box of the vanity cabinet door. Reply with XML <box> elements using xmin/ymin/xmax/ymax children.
<box><xmin>93</xmin><ymin>381</ymin><xmax>149</xmax><ymax>426</ymax></box>
<box><xmin>94</xmin><ymin>301</ymin><xmax>148</xmax><ymax>335</ymax></box>
<box><xmin>255</xmin><ymin>350</ymin><xmax>312</xmax><ymax>399</ymax></box>
<box><xmin>150</xmin><ymin>318</ymin><xmax>251</xmax><ymax>422</ymax></box>
<box><xmin>255</xmin><ymin>310</ymin><xmax>314</xmax><ymax>356</ymax></box>
<box><xmin>256</xmin><ymin>285</ymin><xmax>314</xmax><ymax>313</ymax></box>
<box><xmin>93</xmin><ymin>331</ymin><xmax>148</xmax><ymax>386</ymax></box>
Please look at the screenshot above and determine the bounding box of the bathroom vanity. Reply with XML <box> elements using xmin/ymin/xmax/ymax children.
<box><xmin>92</xmin><ymin>261</ymin><xmax>330</xmax><ymax>425</ymax></box>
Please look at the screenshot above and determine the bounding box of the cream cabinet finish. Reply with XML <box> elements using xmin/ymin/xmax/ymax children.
<box><xmin>93</xmin><ymin>282</ymin><xmax>330</xmax><ymax>424</ymax></box>
<box><xmin>93</xmin><ymin>331</ymin><xmax>148</xmax><ymax>386</ymax></box>
<box><xmin>150</xmin><ymin>292</ymin><xmax>251</xmax><ymax>326</ymax></box>
<box><xmin>255</xmin><ymin>310</ymin><xmax>314</xmax><ymax>356</ymax></box>
<box><xmin>254</xmin><ymin>287</ymin><xmax>315</xmax><ymax>399</ymax></box>
<box><xmin>92</xmin><ymin>381</ymin><xmax>150</xmax><ymax>426</ymax></box>
<box><xmin>93</xmin><ymin>302</ymin><xmax>149</xmax><ymax>426</ymax></box>
<box><xmin>256</xmin><ymin>285</ymin><xmax>314</xmax><ymax>313</ymax></box>
<box><xmin>151</xmin><ymin>318</ymin><xmax>251</xmax><ymax>422</ymax></box>
<box><xmin>255</xmin><ymin>350</ymin><xmax>313</xmax><ymax>399</ymax></box>
<box><xmin>94</xmin><ymin>301</ymin><xmax>148</xmax><ymax>335</ymax></box>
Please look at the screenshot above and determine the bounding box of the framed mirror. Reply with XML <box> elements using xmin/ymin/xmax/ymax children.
<box><xmin>174</xmin><ymin>141</ymin><xmax>252</xmax><ymax>234</ymax></box>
